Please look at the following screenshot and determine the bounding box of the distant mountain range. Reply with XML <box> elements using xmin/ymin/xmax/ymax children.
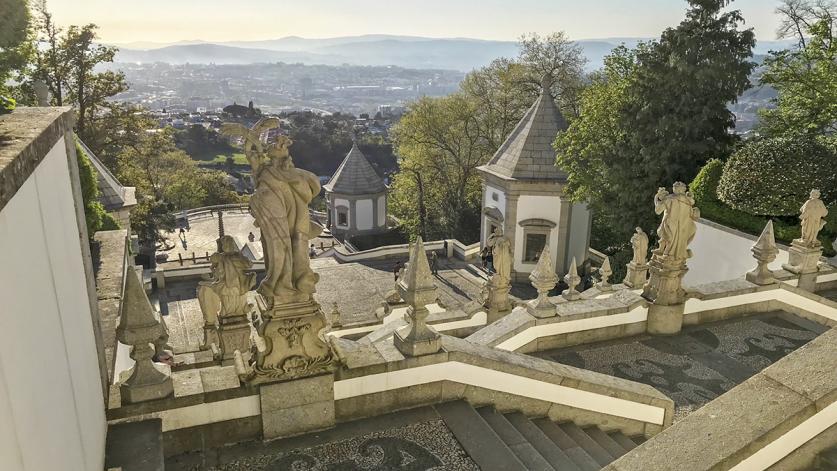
<box><xmin>111</xmin><ymin>35</ymin><xmax>797</xmax><ymax>72</ymax></box>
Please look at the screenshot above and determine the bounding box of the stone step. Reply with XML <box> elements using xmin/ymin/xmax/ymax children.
<box><xmin>608</xmin><ymin>431</ymin><xmax>640</xmax><ymax>452</ymax></box>
<box><xmin>504</xmin><ymin>413</ymin><xmax>581</xmax><ymax>471</ymax></box>
<box><xmin>477</xmin><ymin>407</ymin><xmax>556</xmax><ymax>471</ymax></box>
<box><xmin>584</xmin><ymin>427</ymin><xmax>628</xmax><ymax>458</ymax></box>
<box><xmin>435</xmin><ymin>401</ymin><xmax>527</xmax><ymax>471</ymax></box>
<box><xmin>532</xmin><ymin>418</ymin><xmax>601</xmax><ymax>471</ymax></box>
<box><xmin>557</xmin><ymin>422</ymin><xmax>614</xmax><ymax>467</ymax></box>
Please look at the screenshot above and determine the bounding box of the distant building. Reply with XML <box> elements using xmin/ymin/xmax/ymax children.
<box><xmin>323</xmin><ymin>142</ymin><xmax>388</xmax><ymax>238</ymax></box>
<box><xmin>477</xmin><ymin>76</ymin><xmax>591</xmax><ymax>281</ymax></box>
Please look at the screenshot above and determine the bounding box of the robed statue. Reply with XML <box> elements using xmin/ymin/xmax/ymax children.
<box><xmin>630</xmin><ymin>227</ymin><xmax>649</xmax><ymax>265</ymax></box>
<box><xmin>798</xmin><ymin>189</ymin><xmax>828</xmax><ymax>247</ymax></box>
<box><xmin>487</xmin><ymin>227</ymin><xmax>512</xmax><ymax>283</ymax></box>
<box><xmin>222</xmin><ymin>119</ymin><xmax>322</xmax><ymax>308</ymax></box>
<box><xmin>198</xmin><ymin>235</ymin><xmax>256</xmax><ymax>321</ymax></box>
<box><xmin>653</xmin><ymin>182</ymin><xmax>699</xmax><ymax>260</ymax></box>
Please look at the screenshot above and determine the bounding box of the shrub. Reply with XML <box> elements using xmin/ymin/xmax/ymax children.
<box><xmin>717</xmin><ymin>135</ymin><xmax>837</xmax><ymax>216</ymax></box>
<box><xmin>77</xmin><ymin>142</ymin><xmax>119</xmax><ymax>235</ymax></box>
<box><xmin>689</xmin><ymin>158</ymin><xmax>724</xmax><ymax>203</ymax></box>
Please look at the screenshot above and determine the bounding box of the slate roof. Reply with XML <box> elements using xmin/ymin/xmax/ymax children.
<box><xmin>324</xmin><ymin>142</ymin><xmax>387</xmax><ymax>195</ymax></box>
<box><xmin>478</xmin><ymin>78</ymin><xmax>569</xmax><ymax>181</ymax></box>
<box><xmin>77</xmin><ymin>139</ymin><xmax>137</xmax><ymax>211</ymax></box>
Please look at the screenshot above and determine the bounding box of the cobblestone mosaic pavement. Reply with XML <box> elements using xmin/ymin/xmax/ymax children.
<box><xmin>538</xmin><ymin>312</ymin><xmax>824</xmax><ymax>420</ymax></box>
<box><xmin>171</xmin><ymin>419</ymin><xmax>478</xmax><ymax>471</ymax></box>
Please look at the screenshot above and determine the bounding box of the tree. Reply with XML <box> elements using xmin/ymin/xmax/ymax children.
<box><xmin>0</xmin><ymin>0</ymin><xmax>33</xmax><ymax>108</ymax></box>
<box><xmin>30</xmin><ymin>0</ymin><xmax>67</xmax><ymax>106</ymax></box>
<box><xmin>759</xmin><ymin>0</ymin><xmax>837</xmax><ymax>135</ymax></box>
<box><xmin>556</xmin><ymin>0</ymin><xmax>755</xmax><ymax>235</ymax></box>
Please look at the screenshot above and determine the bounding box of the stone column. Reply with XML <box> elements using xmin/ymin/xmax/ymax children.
<box><xmin>117</xmin><ymin>267</ymin><xmax>173</xmax><ymax>404</ymax></box>
<box><xmin>746</xmin><ymin>221</ymin><xmax>779</xmax><ymax>285</ymax></box>
<box><xmin>528</xmin><ymin>247</ymin><xmax>558</xmax><ymax>318</ymax></box>
<box><xmin>394</xmin><ymin>237</ymin><xmax>442</xmax><ymax>356</ymax></box>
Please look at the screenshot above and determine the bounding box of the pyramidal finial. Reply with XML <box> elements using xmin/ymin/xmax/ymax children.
<box><xmin>562</xmin><ymin>257</ymin><xmax>581</xmax><ymax>301</ymax></box>
<box><xmin>530</xmin><ymin>246</ymin><xmax>558</xmax><ymax>286</ymax></box>
<box><xmin>528</xmin><ymin>247</ymin><xmax>558</xmax><ymax>318</ymax></box>
<box><xmin>597</xmin><ymin>257</ymin><xmax>613</xmax><ymax>291</ymax></box>
<box><xmin>746</xmin><ymin>220</ymin><xmax>779</xmax><ymax>285</ymax></box>
<box><xmin>401</xmin><ymin>236</ymin><xmax>435</xmax><ymax>293</ymax></box>
<box><xmin>754</xmin><ymin>220</ymin><xmax>777</xmax><ymax>252</ymax></box>
<box><xmin>120</xmin><ymin>267</ymin><xmax>158</xmax><ymax>329</ymax></box>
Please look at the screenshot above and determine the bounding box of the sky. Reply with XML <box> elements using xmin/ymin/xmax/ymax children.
<box><xmin>44</xmin><ymin>0</ymin><xmax>786</xmax><ymax>44</ymax></box>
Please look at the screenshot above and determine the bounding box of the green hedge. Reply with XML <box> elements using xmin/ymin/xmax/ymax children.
<box><xmin>692</xmin><ymin>159</ymin><xmax>835</xmax><ymax>257</ymax></box>
<box><xmin>717</xmin><ymin>135</ymin><xmax>837</xmax><ymax>216</ymax></box>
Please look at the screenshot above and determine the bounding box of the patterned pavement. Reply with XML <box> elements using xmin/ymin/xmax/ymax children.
<box><xmin>538</xmin><ymin>312</ymin><xmax>825</xmax><ymax>420</ymax></box>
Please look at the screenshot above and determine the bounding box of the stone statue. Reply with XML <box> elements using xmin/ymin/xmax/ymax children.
<box><xmin>630</xmin><ymin>227</ymin><xmax>649</xmax><ymax>265</ymax></box>
<box><xmin>487</xmin><ymin>227</ymin><xmax>512</xmax><ymax>283</ymax></box>
<box><xmin>199</xmin><ymin>235</ymin><xmax>256</xmax><ymax>319</ymax></box>
<box><xmin>798</xmin><ymin>189</ymin><xmax>828</xmax><ymax>247</ymax></box>
<box><xmin>653</xmin><ymin>182</ymin><xmax>699</xmax><ymax>260</ymax></box>
<box><xmin>222</xmin><ymin>119</ymin><xmax>322</xmax><ymax>307</ymax></box>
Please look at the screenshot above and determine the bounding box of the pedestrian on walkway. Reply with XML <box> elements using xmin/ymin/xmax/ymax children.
<box><xmin>430</xmin><ymin>251</ymin><xmax>439</xmax><ymax>275</ymax></box>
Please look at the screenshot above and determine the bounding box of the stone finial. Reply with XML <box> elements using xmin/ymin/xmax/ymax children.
<box><xmin>597</xmin><ymin>257</ymin><xmax>613</xmax><ymax>291</ymax></box>
<box><xmin>528</xmin><ymin>247</ymin><xmax>558</xmax><ymax>318</ymax></box>
<box><xmin>329</xmin><ymin>302</ymin><xmax>342</xmax><ymax>329</ymax></box>
<box><xmin>394</xmin><ymin>237</ymin><xmax>442</xmax><ymax>356</ymax></box>
<box><xmin>746</xmin><ymin>221</ymin><xmax>779</xmax><ymax>285</ymax></box>
<box><xmin>562</xmin><ymin>257</ymin><xmax>581</xmax><ymax>301</ymax></box>
<box><xmin>117</xmin><ymin>267</ymin><xmax>173</xmax><ymax>404</ymax></box>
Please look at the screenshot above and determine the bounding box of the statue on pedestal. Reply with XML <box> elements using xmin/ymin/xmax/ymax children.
<box><xmin>483</xmin><ymin>227</ymin><xmax>512</xmax><ymax>315</ymax></box>
<box><xmin>198</xmin><ymin>235</ymin><xmax>256</xmax><ymax>358</ymax></box>
<box><xmin>222</xmin><ymin>119</ymin><xmax>335</xmax><ymax>383</ymax></box>
<box><xmin>624</xmin><ymin>227</ymin><xmax>649</xmax><ymax>288</ymax></box>
<box><xmin>642</xmin><ymin>182</ymin><xmax>699</xmax><ymax>335</ymax></box>
<box><xmin>783</xmin><ymin>189</ymin><xmax>829</xmax><ymax>282</ymax></box>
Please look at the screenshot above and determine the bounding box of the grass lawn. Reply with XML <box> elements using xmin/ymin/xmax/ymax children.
<box><xmin>209</xmin><ymin>152</ymin><xmax>248</xmax><ymax>165</ymax></box>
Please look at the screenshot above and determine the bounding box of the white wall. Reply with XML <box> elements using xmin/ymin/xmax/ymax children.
<box><xmin>482</xmin><ymin>185</ymin><xmax>506</xmax><ymax>244</ymax></box>
<box><xmin>356</xmin><ymin>199</ymin><xmax>373</xmax><ymax>230</ymax></box>
<box><xmin>567</xmin><ymin>202</ymin><xmax>591</xmax><ymax>272</ymax></box>
<box><xmin>376</xmin><ymin>195</ymin><xmax>386</xmax><ymax>227</ymax></box>
<box><xmin>514</xmin><ymin>195</ymin><xmax>562</xmax><ymax>273</ymax></box>
<box><xmin>684</xmin><ymin>219</ymin><xmax>790</xmax><ymax>287</ymax></box>
<box><xmin>0</xmin><ymin>138</ymin><xmax>106</xmax><ymax>471</ymax></box>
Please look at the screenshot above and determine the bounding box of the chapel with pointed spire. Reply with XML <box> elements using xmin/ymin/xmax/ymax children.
<box><xmin>324</xmin><ymin>141</ymin><xmax>388</xmax><ymax>238</ymax></box>
<box><xmin>476</xmin><ymin>75</ymin><xmax>591</xmax><ymax>281</ymax></box>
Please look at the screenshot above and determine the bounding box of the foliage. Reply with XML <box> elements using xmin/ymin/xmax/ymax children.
<box><xmin>75</xmin><ymin>141</ymin><xmax>119</xmax><ymax>235</ymax></box>
<box><xmin>759</xmin><ymin>0</ymin><xmax>837</xmax><ymax>135</ymax></box>
<box><xmin>0</xmin><ymin>0</ymin><xmax>33</xmax><ymax>101</ymax></box>
<box><xmin>556</xmin><ymin>0</ymin><xmax>755</xmax><ymax>237</ymax></box>
<box><xmin>391</xmin><ymin>32</ymin><xmax>586</xmax><ymax>242</ymax></box>
<box><xmin>717</xmin><ymin>135</ymin><xmax>837</xmax><ymax>215</ymax></box>
<box><xmin>693</xmin><ymin>157</ymin><xmax>836</xmax><ymax>256</ymax></box>
<box><xmin>689</xmin><ymin>158</ymin><xmax>724</xmax><ymax>203</ymax></box>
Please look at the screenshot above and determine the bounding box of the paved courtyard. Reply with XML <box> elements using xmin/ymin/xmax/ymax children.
<box><xmin>538</xmin><ymin>312</ymin><xmax>825</xmax><ymax>420</ymax></box>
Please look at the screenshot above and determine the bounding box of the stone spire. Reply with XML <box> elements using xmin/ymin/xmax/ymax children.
<box><xmin>117</xmin><ymin>267</ymin><xmax>173</xmax><ymax>404</ymax></box>
<box><xmin>562</xmin><ymin>257</ymin><xmax>581</xmax><ymax>301</ymax></box>
<box><xmin>394</xmin><ymin>237</ymin><xmax>442</xmax><ymax>356</ymax></box>
<box><xmin>528</xmin><ymin>246</ymin><xmax>558</xmax><ymax>318</ymax></box>
<box><xmin>596</xmin><ymin>257</ymin><xmax>613</xmax><ymax>291</ymax></box>
<box><xmin>746</xmin><ymin>220</ymin><xmax>779</xmax><ymax>285</ymax></box>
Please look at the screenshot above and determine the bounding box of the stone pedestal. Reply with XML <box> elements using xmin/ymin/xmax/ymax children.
<box><xmin>394</xmin><ymin>319</ymin><xmax>442</xmax><ymax>356</ymax></box>
<box><xmin>218</xmin><ymin>316</ymin><xmax>252</xmax><ymax>361</ymax></box>
<box><xmin>623</xmin><ymin>262</ymin><xmax>649</xmax><ymax>288</ymax></box>
<box><xmin>249</xmin><ymin>300</ymin><xmax>336</xmax><ymax>385</ymax></box>
<box><xmin>642</xmin><ymin>256</ymin><xmax>688</xmax><ymax>335</ymax></box>
<box><xmin>201</xmin><ymin>323</ymin><xmax>220</xmax><ymax>351</ymax></box>
<box><xmin>260</xmin><ymin>373</ymin><xmax>335</xmax><ymax>439</ymax></box>
<box><xmin>782</xmin><ymin>241</ymin><xmax>821</xmax><ymax>275</ymax></box>
<box><xmin>484</xmin><ymin>276</ymin><xmax>512</xmax><ymax>321</ymax></box>
<box><xmin>646</xmin><ymin>303</ymin><xmax>685</xmax><ymax>335</ymax></box>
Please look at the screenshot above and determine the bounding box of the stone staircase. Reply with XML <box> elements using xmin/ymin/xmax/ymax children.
<box><xmin>436</xmin><ymin>401</ymin><xmax>644</xmax><ymax>471</ymax></box>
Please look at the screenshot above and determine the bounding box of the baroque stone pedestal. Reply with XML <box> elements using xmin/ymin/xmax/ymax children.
<box><xmin>642</xmin><ymin>256</ymin><xmax>688</xmax><ymax>335</ymax></box>
<box><xmin>248</xmin><ymin>300</ymin><xmax>336</xmax><ymax>385</ymax></box>
<box><xmin>484</xmin><ymin>275</ymin><xmax>511</xmax><ymax>321</ymax></box>
<box><xmin>782</xmin><ymin>241</ymin><xmax>822</xmax><ymax>292</ymax></box>
<box><xmin>624</xmin><ymin>262</ymin><xmax>649</xmax><ymax>288</ymax></box>
<box><xmin>201</xmin><ymin>323</ymin><xmax>220</xmax><ymax>351</ymax></box>
<box><xmin>217</xmin><ymin>315</ymin><xmax>252</xmax><ymax>361</ymax></box>
<box><xmin>260</xmin><ymin>373</ymin><xmax>335</xmax><ymax>439</ymax></box>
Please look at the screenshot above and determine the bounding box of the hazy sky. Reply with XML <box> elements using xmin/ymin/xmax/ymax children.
<box><xmin>45</xmin><ymin>0</ymin><xmax>786</xmax><ymax>44</ymax></box>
